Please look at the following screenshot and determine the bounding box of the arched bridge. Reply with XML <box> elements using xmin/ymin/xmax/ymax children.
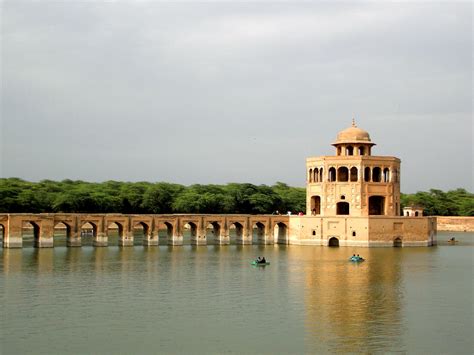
<box><xmin>0</xmin><ymin>213</ymin><xmax>290</xmax><ymax>248</ymax></box>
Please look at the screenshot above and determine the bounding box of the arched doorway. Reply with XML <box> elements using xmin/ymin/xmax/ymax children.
<box><xmin>311</xmin><ymin>196</ymin><xmax>321</xmax><ymax>215</ymax></box>
<box><xmin>313</xmin><ymin>168</ymin><xmax>319</xmax><ymax>182</ymax></box>
<box><xmin>393</xmin><ymin>237</ymin><xmax>402</xmax><ymax>247</ymax></box>
<box><xmin>336</xmin><ymin>202</ymin><xmax>350</xmax><ymax>215</ymax></box>
<box><xmin>337</xmin><ymin>167</ymin><xmax>349</xmax><ymax>182</ymax></box>
<box><xmin>275</xmin><ymin>222</ymin><xmax>288</xmax><ymax>244</ymax></box>
<box><xmin>350</xmin><ymin>167</ymin><xmax>358</xmax><ymax>182</ymax></box>
<box><xmin>328</xmin><ymin>237</ymin><xmax>339</xmax><ymax>247</ymax></box>
<box><xmin>369</xmin><ymin>196</ymin><xmax>385</xmax><ymax>215</ymax></box>
<box><xmin>364</xmin><ymin>167</ymin><xmax>371</xmax><ymax>182</ymax></box>
<box><xmin>328</xmin><ymin>167</ymin><xmax>336</xmax><ymax>182</ymax></box>
<box><xmin>372</xmin><ymin>167</ymin><xmax>382</xmax><ymax>182</ymax></box>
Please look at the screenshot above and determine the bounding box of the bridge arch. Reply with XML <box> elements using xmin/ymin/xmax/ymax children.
<box><xmin>157</xmin><ymin>221</ymin><xmax>174</xmax><ymax>245</ymax></box>
<box><xmin>106</xmin><ymin>221</ymin><xmax>124</xmax><ymax>245</ymax></box>
<box><xmin>22</xmin><ymin>221</ymin><xmax>40</xmax><ymax>248</ymax></box>
<box><xmin>205</xmin><ymin>221</ymin><xmax>221</xmax><ymax>245</ymax></box>
<box><xmin>274</xmin><ymin>222</ymin><xmax>288</xmax><ymax>244</ymax></box>
<box><xmin>182</xmin><ymin>221</ymin><xmax>198</xmax><ymax>245</ymax></box>
<box><xmin>53</xmin><ymin>221</ymin><xmax>71</xmax><ymax>247</ymax></box>
<box><xmin>252</xmin><ymin>222</ymin><xmax>266</xmax><ymax>244</ymax></box>
<box><xmin>229</xmin><ymin>222</ymin><xmax>244</xmax><ymax>244</ymax></box>
<box><xmin>133</xmin><ymin>221</ymin><xmax>150</xmax><ymax>246</ymax></box>
<box><xmin>79</xmin><ymin>221</ymin><xmax>97</xmax><ymax>246</ymax></box>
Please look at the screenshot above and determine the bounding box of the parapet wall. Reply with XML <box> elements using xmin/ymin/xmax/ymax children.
<box><xmin>436</xmin><ymin>216</ymin><xmax>474</xmax><ymax>232</ymax></box>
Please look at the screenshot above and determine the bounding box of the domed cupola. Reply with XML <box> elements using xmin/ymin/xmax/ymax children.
<box><xmin>332</xmin><ymin>119</ymin><xmax>375</xmax><ymax>156</ymax></box>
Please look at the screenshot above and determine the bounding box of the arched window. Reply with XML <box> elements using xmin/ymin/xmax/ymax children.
<box><xmin>364</xmin><ymin>167</ymin><xmax>371</xmax><ymax>182</ymax></box>
<box><xmin>346</xmin><ymin>146</ymin><xmax>354</xmax><ymax>156</ymax></box>
<box><xmin>319</xmin><ymin>168</ymin><xmax>323</xmax><ymax>182</ymax></box>
<box><xmin>337</xmin><ymin>146</ymin><xmax>342</xmax><ymax>156</ymax></box>
<box><xmin>309</xmin><ymin>169</ymin><xmax>313</xmax><ymax>183</ymax></box>
<box><xmin>328</xmin><ymin>167</ymin><xmax>336</xmax><ymax>182</ymax></box>
<box><xmin>314</xmin><ymin>168</ymin><xmax>319</xmax><ymax>182</ymax></box>
<box><xmin>383</xmin><ymin>168</ymin><xmax>390</xmax><ymax>182</ymax></box>
<box><xmin>337</xmin><ymin>167</ymin><xmax>349</xmax><ymax>182</ymax></box>
<box><xmin>358</xmin><ymin>146</ymin><xmax>365</xmax><ymax>156</ymax></box>
<box><xmin>372</xmin><ymin>167</ymin><xmax>382</xmax><ymax>182</ymax></box>
<box><xmin>350</xmin><ymin>167</ymin><xmax>358</xmax><ymax>182</ymax></box>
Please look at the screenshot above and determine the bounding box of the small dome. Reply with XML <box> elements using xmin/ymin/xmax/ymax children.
<box><xmin>332</xmin><ymin>120</ymin><xmax>374</xmax><ymax>145</ymax></box>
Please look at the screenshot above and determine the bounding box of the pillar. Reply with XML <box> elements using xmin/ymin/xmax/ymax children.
<box><xmin>3</xmin><ymin>223</ymin><xmax>22</xmax><ymax>248</ymax></box>
<box><xmin>237</xmin><ymin>228</ymin><xmax>252</xmax><ymax>245</ymax></box>
<box><xmin>67</xmin><ymin>230</ymin><xmax>81</xmax><ymax>247</ymax></box>
<box><xmin>34</xmin><ymin>219</ymin><xmax>54</xmax><ymax>248</ymax></box>
<box><xmin>119</xmin><ymin>231</ymin><xmax>134</xmax><ymax>247</ymax></box>
<box><xmin>168</xmin><ymin>233</ymin><xmax>183</xmax><ymax>246</ymax></box>
<box><xmin>215</xmin><ymin>233</ymin><xmax>230</xmax><ymax>245</ymax></box>
<box><xmin>93</xmin><ymin>232</ymin><xmax>108</xmax><ymax>247</ymax></box>
<box><xmin>192</xmin><ymin>226</ymin><xmax>207</xmax><ymax>246</ymax></box>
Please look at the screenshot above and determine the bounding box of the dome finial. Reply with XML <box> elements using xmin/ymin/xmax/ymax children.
<box><xmin>352</xmin><ymin>117</ymin><xmax>357</xmax><ymax>127</ymax></box>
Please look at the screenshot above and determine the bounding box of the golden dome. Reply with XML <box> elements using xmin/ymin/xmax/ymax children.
<box><xmin>332</xmin><ymin>120</ymin><xmax>374</xmax><ymax>145</ymax></box>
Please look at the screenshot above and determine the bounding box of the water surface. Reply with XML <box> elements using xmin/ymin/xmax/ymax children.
<box><xmin>1</xmin><ymin>232</ymin><xmax>472</xmax><ymax>354</ymax></box>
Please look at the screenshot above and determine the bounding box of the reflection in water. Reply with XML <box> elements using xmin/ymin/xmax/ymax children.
<box><xmin>294</xmin><ymin>247</ymin><xmax>405</xmax><ymax>352</ymax></box>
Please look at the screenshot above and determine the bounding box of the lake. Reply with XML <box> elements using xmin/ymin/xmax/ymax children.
<box><xmin>1</xmin><ymin>231</ymin><xmax>472</xmax><ymax>354</ymax></box>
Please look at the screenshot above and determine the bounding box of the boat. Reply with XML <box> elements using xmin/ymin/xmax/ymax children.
<box><xmin>251</xmin><ymin>261</ymin><xmax>270</xmax><ymax>266</ymax></box>
<box><xmin>447</xmin><ymin>239</ymin><xmax>458</xmax><ymax>244</ymax></box>
<box><xmin>349</xmin><ymin>256</ymin><xmax>365</xmax><ymax>262</ymax></box>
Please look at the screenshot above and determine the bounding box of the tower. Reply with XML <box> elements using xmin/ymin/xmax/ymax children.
<box><xmin>306</xmin><ymin>121</ymin><xmax>401</xmax><ymax>217</ymax></box>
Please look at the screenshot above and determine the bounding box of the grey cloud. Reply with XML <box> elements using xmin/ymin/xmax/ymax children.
<box><xmin>1</xmin><ymin>1</ymin><xmax>472</xmax><ymax>192</ymax></box>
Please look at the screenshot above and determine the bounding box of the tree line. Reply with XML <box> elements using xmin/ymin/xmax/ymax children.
<box><xmin>400</xmin><ymin>188</ymin><xmax>473</xmax><ymax>216</ymax></box>
<box><xmin>0</xmin><ymin>178</ymin><xmax>472</xmax><ymax>216</ymax></box>
<box><xmin>0</xmin><ymin>178</ymin><xmax>305</xmax><ymax>215</ymax></box>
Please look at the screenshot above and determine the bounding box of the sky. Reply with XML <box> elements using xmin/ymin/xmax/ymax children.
<box><xmin>1</xmin><ymin>1</ymin><xmax>472</xmax><ymax>193</ymax></box>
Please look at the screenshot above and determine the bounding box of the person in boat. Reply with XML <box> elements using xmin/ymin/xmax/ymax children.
<box><xmin>450</xmin><ymin>237</ymin><xmax>456</xmax><ymax>241</ymax></box>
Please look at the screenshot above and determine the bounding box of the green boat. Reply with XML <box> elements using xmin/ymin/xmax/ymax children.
<box><xmin>252</xmin><ymin>261</ymin><xmax>270</xmax><ymax>266</ymax></box>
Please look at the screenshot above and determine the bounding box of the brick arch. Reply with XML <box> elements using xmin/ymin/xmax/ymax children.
<box><xmin>54</xmin><ymin>221</ymin><xmax>72</xmax><ymax>237</ymax></box>
<box><xmin>274</xmin><ymin>221</ymin><xmax>288</xmax><ymax>244</ymax></box>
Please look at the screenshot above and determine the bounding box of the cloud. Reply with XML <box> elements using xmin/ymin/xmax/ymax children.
<box><xmin>1</xmin><ymin>1</ymin><xmax>472</xmax><ymax>191</ymax></box>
